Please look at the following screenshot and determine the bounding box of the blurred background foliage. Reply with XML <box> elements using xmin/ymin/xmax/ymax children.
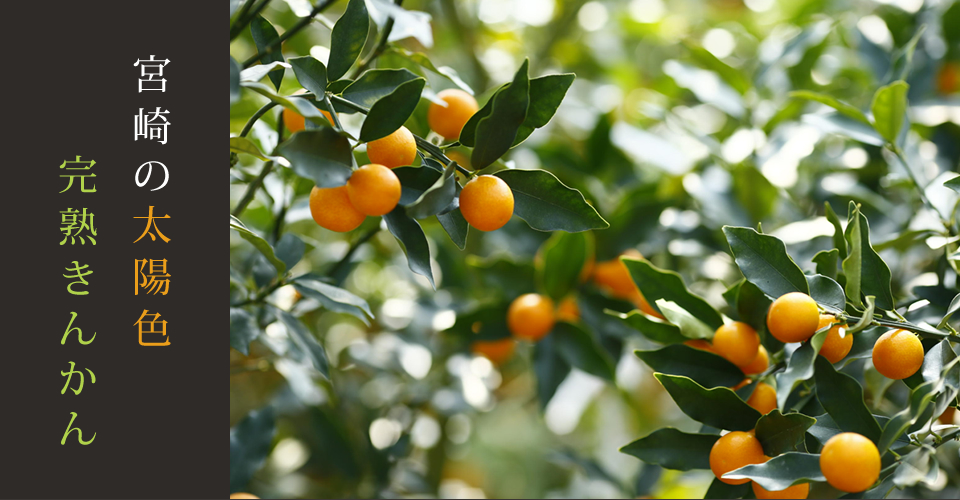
<box><xmin>230</xmin><ymin>0</ymin><xmax>960</xmax><ymax>497</ymax></box>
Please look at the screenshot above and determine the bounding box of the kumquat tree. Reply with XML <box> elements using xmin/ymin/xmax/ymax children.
<box><xmin>229</xmin><ymin>0</ymin><xmax>960</xmax><ymax>498</ymax></box>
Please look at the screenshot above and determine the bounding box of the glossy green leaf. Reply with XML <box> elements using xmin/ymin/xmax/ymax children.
<box><xmin>944</xmin><ymin>176</ymin><xmax>960</xmax><ymax>194</ymax></box>
<box><xmin>843</xmin><ymin>203</ymin><xmax>894</xmax><ymax>310</ymax></box>
<box><xmin>774</xmin><ymin>326</ymin><xmax>831</xmax><ymax>409</ymax></box>
<box><xmin>938</xmin><ymin>293</ymin><xmax>960</xmax><ymax>329</ymax></box>
<box><xmin>704</xmin><ymin>478</ymin><xmax>750</xmax><ymax>499</ymax></box>
<box><xmin>471</xmin><ymin>60</ymin><xmax>530</xmax><ymax>169</ymax></box>
<box><xmin>870</xmin><ymin>81</ymin><xmax>909</xmax><ymax>143</ymax></box>
<box><xmin>383</xmin><ymin>207</ymin><xmax>435</xmax><ymax>288</ymax></box>
<box><xmin>276</xmin><ymin>129</ymin><xmax>354</xmax><ymax>188</ymax></box>
<box><xmin>494</xmin><ymin>169</ymin><xmax>608</xmax><ymax>232</ymax></box>
<box><xmin>293</xmin><ymin>275</ymin><xmax>374</xmax><ymax>324</ymax></box>
<box><xmin>635</xmin><ymin>344</ymin><xmax>745</xmax><ymax>388</ymax></box>
<box><xmin>289</xmin><ymin>56</ymin><xmax>328</xmax><ymax>96</ymax></box>
<box><xmin>656</xmin><ymin>299</ymin><xmax>714</xmax><ymax>340</ymax></box>
<box><xmin>724</xmin><ymin>452</ymin><xmax>823</xmax><ymax>491</ymax></box>
<box><xmin>735</xmin><ymin>279</ymin><xmax>773</xmax><ymax>334</ymax></box>
<box><xmin>554</xmin><ymin>322</ymin><xmax>616</xmax><ymax>380</ymax></box>
<box><xmin>789</xmin><ymin>90</ymin><xmax>870</xmax><ymax>125</ymax></box>
<box><xmin>606</xmin><ymin>309</ymin><xmax>687</xmax><ymax>345</ymax></box>
<box><xmin>878</xmin><ymin>353</ymin><xmax>960</xmax><ymax>453</ymax></box>
<box><xmin>824</xmin><ymin>201</ymin><xmax>847</xmax><ymax>259</ymax></box>
<box><xmin>249</xmin><ymin>15</ymin><xmax>284</xmax><ymax>90</ymax></box>
<box><xmin>276</xmin><ymin>309</ymin><xmax>330</xmax><ymax>378</ymax></box>
<box><xmin>622</xmin><ymin>258</ymin><xmax>725</xmax><ymax>329</ymax></box>
<box><xmin>395</xmin><ymin>166</ymin><xmax>441</xmax><ymax>204</ymax></box>
<box><xmin>230</xmin><ymin>216</ymin><xmax>286</xmax><ymax>276</ymax></box>
<box><xmin>230</xmin><ymin>407</ymin><xmax>276</xmax><ymax>493</ymax></box>
<box><xmin>620</xmin><ymin>428</ymin><xmax>716</xmax><ymax>471</ymax></box>
<box><xmin>723</xmin><ymin>226</ymin><xmax>809</xmax><ymax>299</ymax></box>
<box><xmin>755</xmin><ymin>410</ymin><xmax>816</xmax><ymax>456</ymax></box>
<box><xmin>229</xmin><ymin>136</ymin><xmax>289</xmax><ymax>166</ymax></box>
<box><xmin>806</xmin><ymin>274</ymin><xmax>846</xmax><ymax>313</ymax></box>
<box><xmin>339</xmin><ymin>68</ymin><xmax>420</xmax><ymax>110</ymax></box>
<box><xmin>240</xmin><ymin>61</ymin><xmax>292</xmax><ymax>83</ymax></box>
<box><xmin>386</xmin><ymin>47</ymin><xmax>474</xmax><ymax>94</ymax></box>
<box><xmin>812</xmin><ymin>249</ymin><xmax>839</xmax><ymax>280</ymax></box>
<box><xmin>327</xmin><ymin>0</ymin><xmax>369</xmax><ymax>81</ymax></box>
<box><xmin>533</xmin><ymin>334</ymin><xmax>571</xmax><ymax>408</ymax></box>
<box><xmin>655</xmin><ymin>374</ymin><xmax>762</xmax><ymax>431</ymax></box>
<box><xmin>230</xmin><ymin>308</ymin><xmax>260</xmax><ymax>355</ymax></box>
<box><xmin>437</xmin><ymin>208</ymin><xmax>468</xmax><ymax>250</ymax></box>
<box><xmin>538</xmin><ymin>231</ymin><xmax>591</xmax><ymax>301</ymax></box>
<box><xmin>513</xmin><ymin>73</ymin><xmax>576</xmax><ymax>146</ymax></box>
<box><xmin>275</xmin><ymin>233</ymin><xmax>305</xmax><ymax>270</ymax></box>
<box><xmin>814</xmin><ymin>356</ymin><xmax>881</xmax><ymax>443</ymax></box>
<box><xmin>892</xmin><ymin>446</ymin><xmax>938</xmax><ymax>488</ymax></box>
<box><xmin>360</xmin><ymin>77</ymin><xmax>425</xmax><ymax>141</ymax></box>
<box><xmin>405</xmin><ymin>152</ymin><xmax>457</xmax><ymax>219</ymax></box>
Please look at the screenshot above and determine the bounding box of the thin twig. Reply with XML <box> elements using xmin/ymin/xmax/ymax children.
<box><xmin>240</xmin><ymin>101</ymin><xmax>279</xmax><ymax>138</ymax></box>
<box><xmin>230</xmin><ymin>0</ymin><xmax>274</xmax><ymax>41</ymax></box>
<box><xmin>233</xmin><ymin>162</ymin><xmax>275</xmax><ymax>217</ymax></box>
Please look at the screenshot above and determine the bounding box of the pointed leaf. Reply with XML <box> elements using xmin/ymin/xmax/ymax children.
<box><xmin>292</xmin><ymin>275</ymin><xmax>374</xmax><ymax>324</ymax></box>
<box><xmin>871</xmin><ymin>81</ymin><xmax>909</xmax><ymax>143</ymax></box>
<box><xmin>276</xmin><ymin>309</ymin><xmax>330</xmax><ymax>378</ymax></box>
<box><xmin>230</xmin><ymin>216</ymin><xmax>286</xmax><ymax>276</ymax></box>
<box><xmin>339</xmin><ymin>68</ymin><xmax>419</xmax><ymax>109</ymax></box>
<box><xmin>723</xmin><ymin>452</ymin><xmax>823</xmax><ymax>491</ymax></box>
<box><xmin>513</xmin><ymin>73</ymin><xmax>576</xmax><ymax>146</ymax></box>
<box><xmin>812</xmin><ymin>249</ymin><xmax>839</xmax><ymax>280</ymax></box>
<box><xmin>383</xmin><ymin>207</ymin><xmax>435</xmax><ymax>287</ymax></box>
<box><xmin>622</xmin><ymin>258</ymin><xmax>725</xmax><ymax>329</ymax></box>
<box><xmin>276</xmin><ymin>128</ymin><xmax>354</xmax><ymax>188</ymax></box>
<box><xmin>538</xmin><ymin>231</ymin><xmax>591</xmax><ymax>301</ymax></box>
<box><xmin>471</xmin><ymin>60</ymin><xmax>530</xmax><ymax>169</ymax></box>
<box><xmin>723</xmin><ymin>226</ymin><xmax>809</xmax><ymax>299</ymax></box>
<box><xmin>607</xmin><ymin>309</ymin><xmax>687</xmax><ymax>345</ymax></box>
<box><xmin>328</xmin><ymin>0</ymin><xmax>369</xmax><ymax>80</ymax></box>
<box><xmin>289</xmin><ymin>56</ymin><xmax>328</xmax><ymax>96</ymax></box>
<box><xmin>656</xmin><ymin>299</ymin><xmax>714</xmax><ymax>340</ymax></box>
<box><xmin>755</xmin><ymin>410</ymin><xmax>816</xmax><ymax>456</ymax></box>
<box><xmin>494</xmin><ymin>169</ymin><xmax>608</xmax><ymax>232</ymax></box>
<box><xmin>405</xmin><ymin>155</ymin><xmax>457</xmax><ymax>219</ymax></box>
<box><xmin>360</xmin><ymin>78</ymin><xmax>426</xmax><ymax>141</ymax></box>
<box><xmin>230</xmin><ymin>308</ymin><xmax>260</xmax><ymax>355</ymax></box>
<box><xmin>843</xmin><ymin>203</ymin><xmax>894</xmax><ymax>310</ymax></box>
<box><xmin>620</xmin><ymin>428</ymin><xmax>717</xmax><ymax>471</ymax></box>
<box><xmin>814</xmin><ymin>356</ymin><xmax>881</xmax><ymax>443</ymax></box>
<box><xmin>553</xmin><ymin>322</ymin><xmax>616</xmax><ymax>380</ymax></box>
<box><xmin>789</xmin><ymin>91</ymin><xmax>870</xmax><ymax>125</ymax></box>
<box><xmin>655</xmin><ymin>374</ymin><xmax>762</xmax><ymax>431</ymax></box>
<box><xmin>806</xmin><ymin>274</ymin><xmax>846</xmax><ymax>313</ymax></box>
<box><xmin>249</xmin><ymin>15</ymin><xmax>285</xmax><ymax>90</ymax></box>
<box><xmin>635</xmin><ymin>344</ymin><xmax>745</xmax><ymax>388</ymax></box>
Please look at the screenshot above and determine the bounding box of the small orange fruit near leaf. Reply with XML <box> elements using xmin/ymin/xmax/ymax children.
<box><xmin>766</xmin><ymin>292</ymin><xmax>820</xmax><ymax>343</ymax></box>
<box><xmin>346</xmin><ymin>164</ymin><xmax>402</xmax><ymax>216</ymax></box>
<box><xmin>428</xmin><ymin>88</ymin><xmax>479</xmax><ymax>140</ymax></box>
<box><xmin>709</xmin><ymin>431</ymin><xmax>766</xmax><ymax>485</ymax></box>
<box><xmin>459</xmin><ymin>175</ymin><xmax>514</xmax><ymax>231</ymax></box>
<box><xmin>309</xmin><ymin>185</ymin><xmax>365</xmax><ymax>232</ymax></box>
<box><xmin>872</xmin><ymin>329</ymin><xmax>924</xmax><ymax>380</ymax></box>
<box><xmin>507</xmin><ymin>293</ymin><xmax>556</xmax><ymax>342</ymax></box>
<box><xmin>366</xmin><ymin>126</ymin><xmax>417</xmax><ymax>169</ymax></box>
<box><xmin>819</xmin><ymin>432</ymin><xmax>880</xmax><ymax>493</ymax></box>
<box><xmin>712</xmin><ymin>321</ymin><xmax>761</xmax><ymax>367</ymax></box>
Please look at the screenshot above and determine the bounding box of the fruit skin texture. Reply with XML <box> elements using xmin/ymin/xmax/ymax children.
<box><xmin>746</xmin><ymin>382</ymin><xmax>777</xmax><ymax>415</ymax></box>
<box><xmin>742</xmin><ymin>345</ymin><xmax>769</xmax><ymax>375</ymax></box>
<box><xmin>459</xmin><ymin>175</ymin><xmax>514</xmax><ymax>231</ymax></box>
<box><xmin>820</xmin><ymin>432</ymin><xmax>880</xmax><ymax>493</ymax></box>
<box><xmin>767</xmin><ymin>292</ymin><xmax>820</xmax><ymax>343</ymax></box>
<box><xmin>309</xmin><ymin>185</ymin><xmax>366</xmax><ymax>232</ymax></box>
<box><xmin>752</xmin><ymin>481</ymin><xmax>809</xmax><ymax>499</ymax></box>
<box><xmin>709</xmin><ymin>431</ymin><xmax>767</xmax><ymax>485</ymax></box>
<box><xmin>713</xmin><ymin>322</ymin><xmax>761</xmax><ymax>367</ymax></box>
<box><xmin>818</xmin><ymin>314</ymin><xmax>853</xmax><ymax>363</ymax></box>
<box><xmin>471</xmin><ymin>338</ymin><xmax>516</xmax><ymax>365</ymax></box>
<box><xmin>872</xmin><ymin>329</ymin><xmax>924</xmax><ymax>380</ymax></box>
<box><xmin>556</xmin><ymin>296</ymin><xmax>580</xmax><ymax>322</ymax></box>
<box><xmin>428</xmin><ymin>88</ymin><xmax>479</xmax><ymax>140</ymax></box>
<box><xmin>366</xmin><ymin>126</ymin><xmax>417</xmax><ymax>169</ymax></box>
<box><xmin>507</xmin><ymin>294</ymin><xmax>556</xmax><ymax>342</ymax></box>
<box><xmin>346</xmin><ymin>164</ymin><xmax>402</xmax><ymax>216</ymax></box>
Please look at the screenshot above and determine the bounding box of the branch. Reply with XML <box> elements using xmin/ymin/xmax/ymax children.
<box><xmin>230</xmin><ymin>0</ymin><xmax>274</xmax><ymax>41</ymax></box>
<box><xmin>241</xmin><ymin>0</ymin><xmax>340</xmax><ymax>68</ymax></box>
<box><xmin>232</xmin><ymin>161</ymin><xmax>275</xmax><ymax>217</ymax></box>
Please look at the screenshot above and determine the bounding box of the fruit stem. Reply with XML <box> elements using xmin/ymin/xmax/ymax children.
<box><xmin>240</xmin><ymin>0</ymin><xmax>340</xmax><ymax>68</ymax></box>
<box><xmin>839</xmin><ymin>313</ymin><xmax>959</xmax><ymax>342</ymax></box>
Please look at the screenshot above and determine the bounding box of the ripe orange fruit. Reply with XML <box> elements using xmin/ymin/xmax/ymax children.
<box><xmin>872</xmin><ymin>329</ymin><xmax>924</xmax><ymax>380</ymax></box>
<box><xmin>746</xmin><ymin>382</ymin><xmax>777</xmax><ymax>415</ymax></box>
<box><xmin>346</xmin><ymin>164</ymin><xmax>402</xmax><ymax>216</ymax></box>
<box><xmin>819</xmin><ymin>432</ymin><xmax>880</xmax><ymax>493</ymax></box>
<box><xmin>428</xmin><ymin>89</ymin><xmax>479</xmax><ymax>140</ymax></box>
<box><xmin>766</xmin><ymin>292</ymin><xmax>820</xmax><ymax>343</ymax></box>
<box><xmin>229</xmin><ymin>494</ymin><xmax>260</xmax><ymax>499</ymax></box>
<box><xmin>742</xmin><ymin>345</ymin><xmax>769</xmax><ymax>375</ymax></box>
<box><xmin>556</xmin><ymin>296</ymin><xmax>580</xmax><ymax>322</ymax></box>
<box><xmin>817</xmin><ymin>314</ymin><xmax>853</xmax><ymax>363</ymax></box>
<box><xmin>507</xmin><ymin>293</ymin><xmax>556</xmax><ymax>342</ymax></box>
<box><xmin>309</xmin><ymin>185</ymin><xmax>365</xmax><ymax>232</ymax></box>
<box><xmin>445</xmin><ymin>150</ymin><xmax>471</xmax><ymax>170</ymax></box>
<box><xmin>459</xmin><ymin>175</ymin><xmax>514</xmax><ymax>231</ymax></box>
<box><xmin>712</xmin><ymin>322</ymin><xmax>761</xmax><ymax>367</ymax></box>
<box><xmin>939</xmin><ymin>407</ymin><xmax>957</xmax><ymax>425</ymax></box>
<box><xmin>752</xmin><ymin>481</ymin><xmax>809</xmax><ymax>499</ymax></box>
<box><xmin>366</xmin><ymin>126</ymin><xmax>417</xmax><ymax>169</ymax></box>
<box><xmin>592</xmin><ymin>249</ymin><xmax>642</xmax><ymax>298</ymax></box>
<box><xmin>709</xmin><ymin>431</ymin><xmax>766</xmax><ymax>485</ymax></box>
<box><xmin>471</xmin><ymin>338</ymin><xmax>516</xmax><ymax>365</ymax></box>
<box><xmin>282</xmin><ymin>89</ymin><xmax>334</xmax><ymax>133</ymax></box>
<box><xmin>684</xmin><ymin>339</ymin><xmax>715</xmax><ymax>353</ymax></box>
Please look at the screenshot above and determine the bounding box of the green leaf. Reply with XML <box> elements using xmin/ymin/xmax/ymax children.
<box><xmin>802</xmin><ymin>111</ymin><xmax>885</xmax><ymax>146</ymax></box>
<box><xmin>512</xmin><ymin>73</ymin><xmax>576</xmax><ymax>146</ymax></box>
<box><xmin>242</xmin><ymin>81</ymin><xmax>331</xmax><ymax>124</ymax></box>
<box><xmin>276</xmin><ymin>128</ymin><xmax>354</xmax><ymax>188</ymax></box>
<box><xmin>383</xmin><ymin>207</ymin><xmax>435</xmax><ymax>288</ymax></box>
<box><xmin>843</xmin><ymin>203</ymin><xmax>895</xmax><ymax>310</ymax></box>
<box><xmin>806</xmin><ymin>274</ymin><xmax>846</xmax><ymax>313</ymax></box>
<box><xmin>789</xmin><ymin>90</ymin><xmax>871</xmax><ymax>125</ymax></box>
<box><xmin>276</xmin><ymin>309</ymin><xmax>330</xmax><ymax>378</ymax></box>
<box><xmin>230</xmin><ymin>407</ymin><xmax>276</xmax><ymax>493</ymax></box>
<box><xmin>394</xmin><ymin>165</ymin><xmax>441</xmax><ymax>204</ymax></box>
<box><xmin>230</xmin><ymin>308</ymin><xmax>260</xmax><ymax>355</ymax></box>
<box><xmin>437</xmin><ymin>208</ymin><xmax>468</xmax><ymax>250</ymax></box>
<box><xmin>812</xmin><ymin>249</ymin><xmax>839</xmax><ymax>280</ymax></box>
<box><xmin>606</xmin><ymin>309</ymin><xmax>687</xmax><ymax>344</ymax></box>
<box><xmin>938</xmin><ymin>293</ymin><xmax>960</xmax><ymax>329</ymax></box>
<box><xmin>655</xmin><ymin>374</ymin><xmax>762</xmax><ymax>431</ymax></box>
<box><xmin>327</xmin><ymin>0</ymin><xmax>369</xmax><ymax>81</ymax></box>
<box><xmin>229</xmin><ymin>136</ymin><xmax>289</xmax><ymax>166</ymax></box>
<box><xmin>494</xmin><ymin>169</ymin><xmax>608</xmax><ymax>232</ymax></box>
<box><xmin>656</xmin><ymin>299</ymin><xmax>714</xmax><ymax>340</ymax></box>
<box><xmin>723</xmin><ymin>226</ymin><xmax>809</xmax><ymax>299</ymax></box>
<box><xmin>289</xmin><ymin>56</ymin><xmax>328</xmax><ymax>96</ymax></box>
<box><xmin>824</xmin><ymin>201</ymin><xmax>847</xmax><ymax>260</ymax></box>
<box><xmin>755</xmin><ymin>410</ymin><xmax>816</xmax><ymax>456</ymax></box>
<box><xmin>230</xmin><ymin>56</ymin><xmax>241</xmax><ymax>105</ymax></box>
<box><xmin>339</xmin><ymin>68</ymin><xmax>420</xmax><ymax>110</ymax></box>
<box><xmin>724</xmin><ymin>452</ymin><xmax>823</xmax><ymax>491</ymax></box>
<box><xmin>240</xmin><ymin>61</ymin><xmax>292</xmax><ymax>83</ymax></box>
<box><xmin>275</xmin><ymin>233</ymin><xmax>305</xmax><ymax>270</ymax></box>
<box><xmin>846</xmin><ymin>296</ymin><xmax>876</xmax><ymax>334</ymax></box>
<box><xmin>732</xmin><ymin>164</ymin><xmax>778</xmax><ymax>222</ymax></box>
<box><xmin>622</xmin><ymin>258</ymin><xmax>725</xmax><ymax>330</ymax></box>
<box><xmin>892</xmin><ymin>446</ymin><xmax>938</xmax><ymax>488</ymax></box>
<box><xmin>870</xmin><ymin>81</ymin><xmax>909</xmax><ymax>143</ymax></box>
<box><xmin>538</xmin><ymin>232</ymin><xmax>591</xmax><ymax>301</ymax></box>
<box><xmin>386</xmin><ymin>48</ymin><xmax>474</xmax><ymax>94</ymax></box>
<box><xmin>471</xmin><ymin>60</ymin><xmax>530</xmax><ymax>169</ymax></box>
<box><xmin>704</xmin><ymin>479</ymin><xmax>750</xmax><ymax>499</ymax></box>
<box><xmin>249</xmin><ymin>15</ymin><xmax>285</xmax><ymax>90</ymax></box>
<box><xmin>360</xmin><ymin>77</ymin><xmax>426</xmax><ymax>141</ymax></box>
<box><xmin>553</xmin><ymin>322</ymin><xmax>616</xmax><ymax>380</ymax></box>
<box><xmin>620</xmin><ymin>428</ymin><xmax>716</xmax><ymax>471</ymax></box>
<box><xmin>944</xmin><ymin>175</ymin><xmax>960</xmax><ymax>194</ymax></box>
<box><xmin>405</xmin><ymin>153</ymin><xmax>457</xmax><ymax>219</ymax></box>
<box><xmin>533</xmin><ymin>334</ymin><xmax>571</xmax><ymax>408</ymax></box>
<box><xmin>459</xmin><ymin>85</ymin><xmax>501</xmax><ymax>147</ymax></box>
<box><xmin>814</xmin><ymin>356</ymin><xmax>881</xmax><ymax>443</ymax></box>
<box><xmin>292</xmin><ymin>275</ymin><xmax>374</xmax><ymax>325</ymax></box>
<box><xmin>635</xmin><ymin>344</ymin><xmax>745</xmax><ymax>388</ymax></box>
<box><xmin>735</xmin><ymin>280</ymin><xmax>774</xmax><ymax>334</ymax></box>
<box><xmin>774</xmin><ymin>326</ymin><xmax>831</xmax><ymax>409</ymax></box>
<box><xmin>230</xmin><ymin>216</ymin><xmax>286</xmax><ymax>276</ymax></box>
